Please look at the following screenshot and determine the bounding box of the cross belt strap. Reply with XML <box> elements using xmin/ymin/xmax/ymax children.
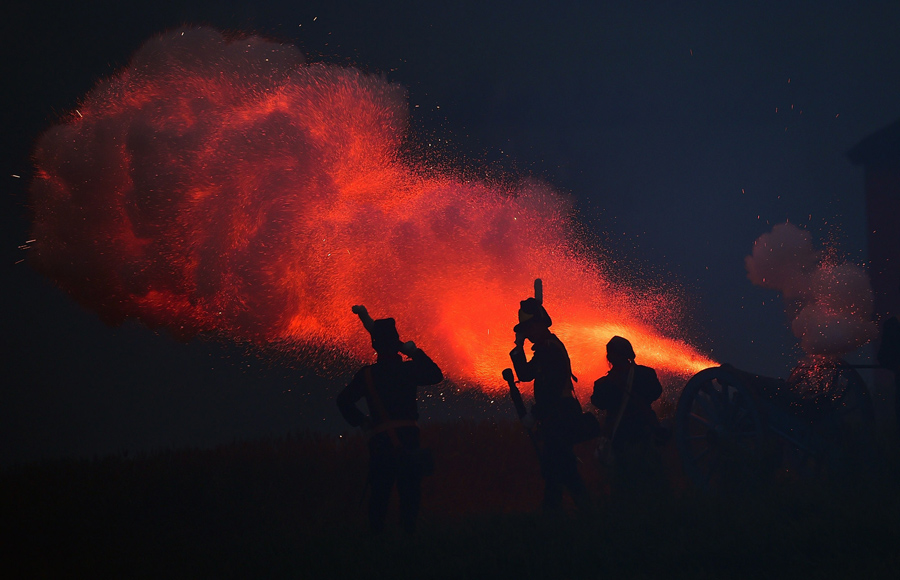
<box><xmin>608</xmin><ymin>364</ymin><xmax>635</xmax><ymax>444</ymax></box>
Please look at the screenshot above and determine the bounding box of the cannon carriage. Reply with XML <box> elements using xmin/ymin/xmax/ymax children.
<box><xmin>673</xmin><ymin>360</ymin><xmax>878</xmax><ymax>491</ymax></box>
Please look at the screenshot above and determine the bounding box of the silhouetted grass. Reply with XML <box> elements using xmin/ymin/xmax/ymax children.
<box><xmin>2</xmin><ymin>420</ymin><xmax>899</xmax><ymax>578</ymax></box>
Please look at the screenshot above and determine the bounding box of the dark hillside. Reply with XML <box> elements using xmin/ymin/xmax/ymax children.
<box><xmin>2</xmin><ymin>421</ymin><xmax>898</xmax><ymax>578</ymax></box>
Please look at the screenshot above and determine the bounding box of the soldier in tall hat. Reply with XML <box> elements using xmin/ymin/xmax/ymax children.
<box><xmin>337</xmin><ymin>305</ymin><xmax>443</xmax><ymax>535</ymax></box>
<box><xmin>509</xmin><ymin>294</ymin><xmax>590</xmax><ymax>512</ymax></box>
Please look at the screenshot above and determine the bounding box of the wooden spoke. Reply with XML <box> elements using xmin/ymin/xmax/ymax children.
<box><xmin>695</xmin><ymin>387</ymin><xmax>720</xmax><ymax>423</ymax></box>
<box><xmin>689</xmin><ymin>412</ymin><xmax>715</xmax><ymax>430</ymax></box>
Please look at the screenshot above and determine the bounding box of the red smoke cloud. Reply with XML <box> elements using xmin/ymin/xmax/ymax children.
<box><xmin>29</xmin><ymin>28</ymin><xmax>713</xmax><ymax>396</ymax></box>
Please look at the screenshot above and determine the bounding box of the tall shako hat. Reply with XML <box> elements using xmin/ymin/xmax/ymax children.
<box><xmin>370</xmin><ymin>317</ymin><xmax>401</xmax><ymax>353</ymax></box>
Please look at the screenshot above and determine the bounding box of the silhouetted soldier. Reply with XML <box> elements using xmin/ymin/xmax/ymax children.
<box><xmin>337</xmin><ymin>306</ymin><xmax>443</xmax><ymax>535</ymax></box>
<box><xmin>510</xmin><ymin>297</ymin><xmax>590</xmax><ymax>512</ymax></box>
<box><xmin>591</xmin><ymin>336</ymin><xmax>664</xmax><ymax>492</ymax></box>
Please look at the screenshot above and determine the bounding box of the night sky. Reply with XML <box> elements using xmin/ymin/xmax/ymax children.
<box><xmin>3</xmin><ymin>0</ymin><xmax>899</xmax><ymax>464</ymax></box>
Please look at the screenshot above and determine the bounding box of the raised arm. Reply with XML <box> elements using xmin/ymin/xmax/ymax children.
<box><xmin>509</xmin><ymin>344</ymin><xmax>536</xmax><ymax>382</ymax></box>
<box><xmin>403</xmin><ymin>343</ymin><xmax>444</xmax><ymax>386</ymax></box>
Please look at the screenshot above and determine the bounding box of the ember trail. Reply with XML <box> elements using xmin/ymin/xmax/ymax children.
<box><xmin>29</xmin><ymin>27</ymin><xmax>714</xmax><ymax>396</ymax></box>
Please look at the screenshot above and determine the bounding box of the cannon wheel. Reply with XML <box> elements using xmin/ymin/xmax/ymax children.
<box><xmin>674</xmin><ymin>367</ymin><xmax>769</xmax><ymax>491</ymax></box>
<box><xmin>786</xmin><ymin>361</ymin><xmax>877</xmax><ymax>477</ymax></box>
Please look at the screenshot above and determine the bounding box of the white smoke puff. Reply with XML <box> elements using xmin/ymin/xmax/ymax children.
<box><xmin>791</xmin><ymin>262</ymin><xmax>877</xmax><ymax>355</ymax></box>
<box><xmin>810</xmin><ymin>262</ymin><xmax>874</xmax><ymax>317</ymax></box>
<box><xmin>792</xmin><ymin>303</ymin><xmax>877</xmax><ymax>355</ymax></box>
<box><xmin>746</xmin><ymin>223</ymin><xmax>876</xmax><ymax>357</ymax></box>
<box><xmin>744</xmin><ymin>223</ymin><xmax>818</xmax><ymax>299</ymax></box>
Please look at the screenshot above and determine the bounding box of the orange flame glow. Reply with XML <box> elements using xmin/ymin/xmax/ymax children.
<box><xmin>28</xmin><ymin>28</ymin><xmax>714</xmax><ymax>398</ymax></box>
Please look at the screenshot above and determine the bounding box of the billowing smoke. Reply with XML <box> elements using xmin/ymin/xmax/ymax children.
<box><xmin>745</xmin><ymin>223</ymin><xmax>877</xmax><ymax>356</ymax></box>
<box><xmin>29</xmin><ymin>27</ymin><xmax>714</xmax><ymax>394</ymax></box>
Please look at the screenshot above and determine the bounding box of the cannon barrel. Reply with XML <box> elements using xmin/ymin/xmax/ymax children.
<box><xmin>713</xmin><ymin>363</ymin><xmax>787</xmax><ymax>399</ymax></box>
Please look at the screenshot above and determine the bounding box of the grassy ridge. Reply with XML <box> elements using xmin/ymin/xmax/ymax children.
<box><xmin>2</xmin><ymin>420</ymin><xmax>899</xmax><ymax>578</ymax></box>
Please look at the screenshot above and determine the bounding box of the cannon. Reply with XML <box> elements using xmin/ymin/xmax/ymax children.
<box><xmin>673</xmin><ymin>359</ymin><xmax>878</xmax><ymax>491</ymax></box>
